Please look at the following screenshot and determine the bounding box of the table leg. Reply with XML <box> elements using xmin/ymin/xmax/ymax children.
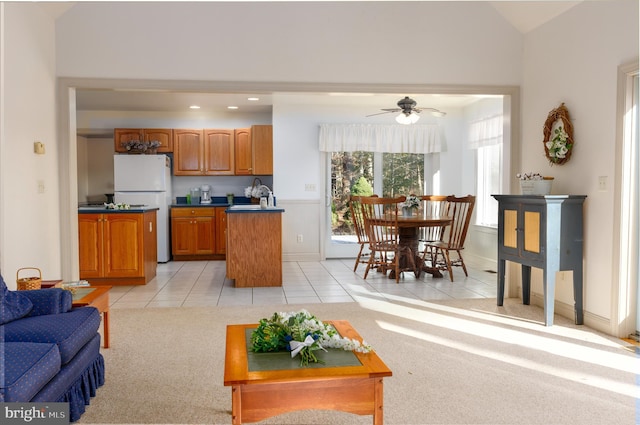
<box><xmin>232</xmin><ymin>385</ymin><xmax>242</xmax><ymax>424</ymax></box>
<box><xmin>102</xmin><ymin>310</ymin><xmax>110</xmax><ymax>348</ymax></box>
<box><xmin>373</xmin><ymin>378</ymin><xmax>384</xmax><ymax>425</ymax></box>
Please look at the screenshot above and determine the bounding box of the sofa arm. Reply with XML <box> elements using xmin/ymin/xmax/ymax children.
<box><xmin>21</xmin><ymin>289</ymin><xmax>72</xmax><ymax>316</ymax></box>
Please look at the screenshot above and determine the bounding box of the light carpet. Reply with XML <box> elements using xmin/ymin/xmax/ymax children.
<box><xmin>78</xmin><ymin>297</ymin><xmax>639</xmax><ymax>424</ymax></box>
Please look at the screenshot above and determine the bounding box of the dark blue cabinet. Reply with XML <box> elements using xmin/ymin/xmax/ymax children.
<box><xmin>492</xmin><ymin>195</ymin><xmax>587</xmax><ymax>326</ymax></box>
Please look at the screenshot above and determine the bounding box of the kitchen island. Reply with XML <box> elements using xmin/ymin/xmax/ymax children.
<box><xmin>225</xmin><ymin>205</ymin><xmax>285</xmax><ymax>287</ymax></box>
<box><xmin>78</xmin><ymin>206</ymin><xmax>158</xmax><ymax>285</ymax></box>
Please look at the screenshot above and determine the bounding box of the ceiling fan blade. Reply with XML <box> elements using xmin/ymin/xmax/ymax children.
<box><xmin>366</xmin><ymin>111</ymin><xmax>396</xmax><ymax>117</ymax></box>
<box><xmin>415</xmin><ymin>107</ymin><xmax>447</xmax><ymax>117</ymax></box>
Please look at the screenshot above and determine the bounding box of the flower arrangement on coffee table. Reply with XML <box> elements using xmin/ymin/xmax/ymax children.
<box><xmin>250</xmin><ymin>309</ymin><xmax>372</xmax><ymax>366</ymax></box>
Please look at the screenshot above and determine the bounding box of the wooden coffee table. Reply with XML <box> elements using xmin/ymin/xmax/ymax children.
<box><xmin>71</xmin><ymin>286</ymin><xmax>111</xmax><ymax>348</ymax></box>
<box><xmin>224</xmin><ymin>320</ymin><xmax>392</xmax><ymax>425</ymax></box>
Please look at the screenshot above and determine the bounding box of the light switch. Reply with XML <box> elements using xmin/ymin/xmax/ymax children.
<box><xmin>37</xmin><ymin>180</ymin><xmax>45</xmax><ymax>193</ymax></box>
<box><xmin>34</xmin><ymin>141</ymin><xmax>45</xmax><ymax>155</ymax></box>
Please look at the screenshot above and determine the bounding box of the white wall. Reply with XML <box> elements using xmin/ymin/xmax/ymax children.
<box><xmin>55</xmin><ymin>2</ymin><xmax>523</xmax><ymax>85</ymax></box>
<box><xmin>0</xmin><ymin>3</ymin><xmax>59</xmax><ymax>286</ymax></box>
<box><xmin>521</xmin><ymin>0</ymin><xmax>638</xmax><ymax>331</ymax></box>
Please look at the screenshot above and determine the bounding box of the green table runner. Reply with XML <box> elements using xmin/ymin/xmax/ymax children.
<box><xmin>245</xmin><ymin>328</ymin><xmax>362</xmax><ymax>371</ymax></box>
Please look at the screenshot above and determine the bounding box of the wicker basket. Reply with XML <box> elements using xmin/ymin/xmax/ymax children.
<box><xmin>16</xmin><ymin>267</ymin><xmax>42</xmax><ymax>290</ymax></box>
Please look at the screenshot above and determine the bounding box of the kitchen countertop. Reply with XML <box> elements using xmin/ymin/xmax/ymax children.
<box><xmin>171</xmin><ymin>203</ymin><xmax>284</xmax><ymax>213</ymax></box>
<box><xmin>78</xmin><ymin>206</ymin><xmax>159</xmax><ymax>213</ymax></box>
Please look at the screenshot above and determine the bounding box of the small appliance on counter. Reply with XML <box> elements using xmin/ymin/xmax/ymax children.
<box><xmin>200</xmin><ymin>184</ymin><xmax>212</xmax><ymax>204</ymax></box>
<box><xmin>190</xmin><ymin>187</ymin><xmax>201</xmax><ymax>205</ymax></box>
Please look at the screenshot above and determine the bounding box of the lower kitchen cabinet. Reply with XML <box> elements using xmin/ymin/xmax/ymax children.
<box><xmin>79</xmin><ymin>210</ymin><xmax>157</xmax><ymax>285</ymax></box>
<box><xmin>171</xmin><ymin>207</ymin><xmax>225</xmax><ymax>260</ymax></box>
<box><xmin>215</xmin><ymin>207</ymin><xmax>227</xmax><ymax>254</ymax></box>
<box><xmin>226</xmin><ymin>209</ymin><xmax>283</xmax><ymax>287</ymax></box>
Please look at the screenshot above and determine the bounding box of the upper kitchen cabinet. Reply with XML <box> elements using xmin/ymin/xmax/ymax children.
<box><xmin>204</xmin><ymin>129</ymin><xmax>235</xmax><ymax>175</ymax></box>
<box><xmin>114</xmin><ymin>128</ymin><xmax>173</xmax><ymax>153</ymax></box>
<box><xmin>234</xmin><ymin>128</ymin><xmax>252</xmax><ymax>175</ymax></box>
<box><xmin>114</xmin><ymin>129</ymin><xmax>143</xmax><ymax>153</ymax></box>
<box><xmin>143</xmin><ymin>129</ymin><xmax>173</xmax><ymax>152</ymax></box>
<box><xmin>252</xmin><ymin>125</ymin><xmax>273</xmax><ymax>175</ymax></box>
<box><xmin>174</xmin><ymin>129</ymin><xmax>235</xmax><ymax>176</ymax></box>
<box><xmin>173</xmin><ymin>129</ymin><xmax>205</xmax><ymax>175</ymax></box>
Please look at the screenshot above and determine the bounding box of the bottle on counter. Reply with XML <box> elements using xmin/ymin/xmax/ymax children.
<box><xmin>268</xmin><ymin>192</ymin><xmax>274</xmax><ymax>208</ymax></box>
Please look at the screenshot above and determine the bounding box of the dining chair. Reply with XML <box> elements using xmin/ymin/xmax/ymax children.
<box><xmin>360</xmin><ymin>196</ymin><xmax>416</xmax><ymax>283</ymax></box>
<box><xmin>349</xmin><ymin>195</ymin><xmax>377</xmax><ymax>272</ymax></box>
<box><xmin>418</xmin><ymin>195</ymin><xmax>449</xmax><ymax>259</ymax></box>
<box><xmin>425</xmin><ymin>195</ymin><xmax>476</xmax><ymax>282</ymax></box>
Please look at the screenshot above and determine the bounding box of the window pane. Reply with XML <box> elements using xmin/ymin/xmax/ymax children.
<box><xmin>381</xmin><ymin>153</ymin><xmax>425</xmax><ymax>198</ymax></box>
<box><xmin>476</xmin><ymin>144</ymin><xmax>501</xmax><ymax>227</ymax></box>
<box><xmin>331</xmin><ymin>152</ymin><xmax>374</xmax><ymax>238</ymax></box>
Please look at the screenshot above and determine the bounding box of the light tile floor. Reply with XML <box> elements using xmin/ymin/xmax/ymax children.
<box><xmin>108</xmin><ymin>258</ymin><xmax>497</xmax><ymax>309</ymax></box>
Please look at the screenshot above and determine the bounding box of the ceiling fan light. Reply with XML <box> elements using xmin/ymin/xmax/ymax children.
<box><xmin>396</xmin><ymin>113</ymin><xmax>412</xmax><ymax>124</ymax></box>
<box><xmin>396</xmin><ymin>112</ymin><xmax>420</xmax><ymax>125</ymax></box>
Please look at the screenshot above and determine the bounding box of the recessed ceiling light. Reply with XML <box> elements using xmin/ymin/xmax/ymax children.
<box><xmin>189</xmin><ymin>105</ymin><xmax>200</xmax><ymax>109</ymax></box>
<box><xmin>248</xmin><ymin>97</ymin><xmax>259</xmax><ymax>101</ymax></box>
<box><xmin>227</xmin><ymin>106</ymin><xmax>239</xmax><ymax>110</ymax></box>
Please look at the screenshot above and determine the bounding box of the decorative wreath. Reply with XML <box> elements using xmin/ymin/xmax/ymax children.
<box><xmin>542</xmin><ymin>103</ymin><xmax>574</xmax><ymax>165</ymax></box>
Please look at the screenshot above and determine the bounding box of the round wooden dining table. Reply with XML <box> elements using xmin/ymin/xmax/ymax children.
<box><xmin>391</xmin><ymin>214</ymin><xmax>453</xmax><ymax>279</ymax></box>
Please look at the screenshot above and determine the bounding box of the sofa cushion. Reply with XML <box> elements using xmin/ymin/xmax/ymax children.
<box><xmin>0</xmin><ymin>274</ymin><xmax>33</xmax><ymax>325</ymax></box>
<box><xmin>0</xmin><ymin>342</ymin><xmax>61</xmax><ymax>402</ymax></box>
<box><xmin>3</xmin><ymin>307</ymin><xmax>101</xmax><ymax>365</ymax></box>
<box><xmin>22</xmin><ymin>288</ymin><xmax>72</xmax><ymax>317</ymax></box>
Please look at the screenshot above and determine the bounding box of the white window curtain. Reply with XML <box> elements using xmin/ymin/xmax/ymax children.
<box><xmin>468</xmin><ymin>114</ymin><xmax>503</xmax><ymax>149</ymax></box>
<box><xmin>319</xmin><ymin>124</ymin><xmax>444</xmax><ymax>154</ymax></box>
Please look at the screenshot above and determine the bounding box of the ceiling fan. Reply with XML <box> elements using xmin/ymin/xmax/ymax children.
<box><xmin>366</xmin><ymin>96</ymin><xmax>446</xmax><ymax>124</ymax></box>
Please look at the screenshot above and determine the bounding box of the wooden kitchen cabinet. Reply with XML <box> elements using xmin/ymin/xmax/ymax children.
<box><xmin>114</xmin><ymin>128</ymin><xmax>173</xmax><ymax>153</ymax></box>
<box><xmin>79</xmin><ymin>211</ymin><xmax>157</xmax><ymax>285</ymax></box>
<box><xmin>215</xmin><ymin>207</ymin><xmax>227</xmax><ymax>254</ymax></box>
<box><xmin>171</xmin><ymin>207</ymin><xmax>224</xmax><ymax>260</ymax></box>
<box><xmin>493</xmin><ymin>195</ymin><xmax>587</xmax><ymax>326</ymax></box>
<box><xmin>226</xmin><ymin>209</ymin><xmax>283</xmax><ymax>287</ymax></box>
<box><xmin>174</xmin><ymin>129</ymin><xmax>235</xmax><ymax>176</ymax></box>
<box><xmin>234</xmin><ymin>128</ymin><xmax>252</xmax><ymax>175</ymax></box>
<box><xmin>114</xmin><ymin>129</ymin><xmax>143</xmax><ymax>153</ymax></box>
<box><xmin>173</xmin><ymin>129</ymin><xmax>205</xmax><ymax>175</ymax></box>
<box><xmin>204</xmin><ymin>129</ymin><xmax>235</xmax><ymax>175</ymax></box>
<box><xmin>251</xmin><ymin>125</ymin><xmax>273</xmax><ymax>175</ymax></box>
<box><xmin>143</xmin><ymin>129</ymin><xmax>173</xmax><ymax>152</ymax></box>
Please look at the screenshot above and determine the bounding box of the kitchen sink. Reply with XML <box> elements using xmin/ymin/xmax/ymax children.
<box><xmin>228</xmin><ymin>204</ymin><xmax>264</xmax><ymax>210</ymax></box>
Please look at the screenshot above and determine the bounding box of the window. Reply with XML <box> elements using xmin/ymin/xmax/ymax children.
<box><xmin>330</xmin><ymin>151</ymin><xmax>425</xmax><ymax>239</ymax></box>
<box><xmin>476</xmin><ymin>144</ymin><xmax>501</xmax><ymax>227</ymax></box>
<box><xmin>469</xmin><ymin>113</ymin><xmax>503</xmax><ymax>227</ymax></box>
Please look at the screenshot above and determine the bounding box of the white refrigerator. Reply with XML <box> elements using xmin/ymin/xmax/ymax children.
<box><xmin>114</xmin><ymin>154</ymin><xmax>172</xmax><ymax>263</ymax></box>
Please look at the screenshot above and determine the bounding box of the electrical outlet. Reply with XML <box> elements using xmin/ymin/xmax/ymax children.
<box><xmin>297</xmin><ymin>234</ymin><xmax>304</xmax><ymax>243</ymax></box>
<box><xmin>37</xmin><ymin>180</ymin><xmax>45</xmax><ymax>194</ymax></box>
<box><xmin>598</xmin><ymin>176</ymin><xmax>607</xmax><ymax>192</ymax></box>
<box><xmin>304</xmin><ymin>184</ymin><xmax>316</xmax><ymax>192</ymax></box>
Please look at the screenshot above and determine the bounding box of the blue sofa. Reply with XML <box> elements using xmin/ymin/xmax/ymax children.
<box><xmin>0</xmin><ymin>274</ymin><xmax>105</xmax><ymax>422</ymax></box>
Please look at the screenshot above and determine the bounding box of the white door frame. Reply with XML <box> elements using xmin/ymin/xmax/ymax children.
<box><xmin>611</xmin><ymin>60</ymin><xmax>639</xmax><ymax>337</ymax></box>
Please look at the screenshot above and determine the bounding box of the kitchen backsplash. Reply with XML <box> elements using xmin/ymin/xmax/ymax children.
<box><xmin>171</xmin><ymin>175</ymin><xmax>274</xmax><ymax>203</ymax></box>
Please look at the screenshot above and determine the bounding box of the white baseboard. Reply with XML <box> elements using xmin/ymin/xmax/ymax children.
<box><xmin>528</xmin><ymin>292</ymin><xmax>612</xmax><ymax>332</ymax></box>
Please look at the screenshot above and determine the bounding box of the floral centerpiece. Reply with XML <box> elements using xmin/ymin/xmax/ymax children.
<box><xmin>244</xmin><ymin>177</ymin><xmax>271</xmax><ymax>202</ymax></box>
<box><xmin>121</xmin><ymin>140</ymin><xmax>161</xmax><ymax>154</ymax></box>
<box><xmin>516</xmin><ymin>172</ymin><xmax>554</xmax><ymax>195</ymax></box>
<box><xmin>250</xmin><ymin>309</ymin><xmax>372</xmax><ymax>366</ymax></box>
<box><xmin>400</xmin><ymin>195</ymin><xmax>420</xmax><ymax>210</ymax></box>
<box><xmin>104</xmin><ymin>202</ymin><xmax>130</xmax><ymax>210</ymax></box>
